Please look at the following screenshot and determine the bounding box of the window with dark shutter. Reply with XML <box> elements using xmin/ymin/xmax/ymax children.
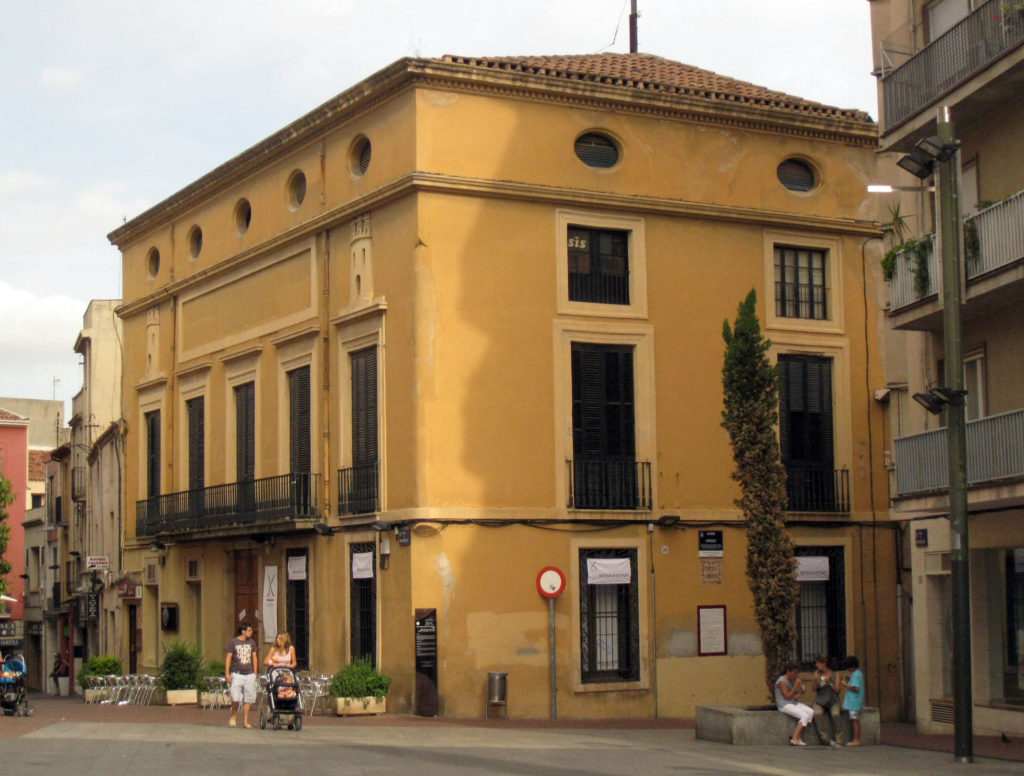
<box><xmin>351</xmin><ymin>348</ymin><xmax>378</xmax><ymax>465</ymax></box>
<box><xmin>570</xmin><ymin>343</ymin><xmax>637</xmax><ymax>509</ymax></box>
<box><xmin>778</xmin><ymin>355</ymin><xmax>836</xmax><ymax>510</ymax></box>
<box><xmin>187</xmin><ymin>397</ymin><xmax>204</xmax><ymax>491</ymax></box>
<box><xmin>574</xmin><ymin>132</ymin><xmax>619</xmax><ymax>168</ymax></box>
<box><xmin>235</xmin><ymin>382</ymin><xmax>255</xmax><ymax>483</ymax></box>
<box><xmin>145</xmin><ymin>410</ymin><xmax>161</xmax><ymax>499</ymax></box>
<box><xmin>289</xmin><ymin>367</ymin><xmax>311</xmax><ymax>474</ymax></box>
<box><xmin>774</xmin><ymin>245</ymin><xmax>828</xmax><ymax>320</ymax></box>
<box><xmin>777</xmin><ymin>159</ymin><xmax>817</xmax><ymax>192</ymax></box>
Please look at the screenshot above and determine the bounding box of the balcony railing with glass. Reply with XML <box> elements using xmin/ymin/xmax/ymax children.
<box><xmin>965</xmin><ymin>189</ymin><xmax>1024</xmax><ymax>279</ymax></box>
<box><xmin>135</xmin><ymin>472</ymin><xmax>320</xmax><ymax>538</ymax></box>
<box><xmin>882</xmin><ymin>2</ymin><xmax>1024</xmax><ymax>131</ymax></box>
<box><xmin>566</xmin><ymin>459</ymin><xmax>652</xmax><ymax>510</ymax></box>
<box><xmin>888</xmin><ymin>235</ymin><xmax>939</xmax><ymax>311</ymax></box>
<box><xmin>893</xmin><ymin>408</ymin><xmax>1024</xmax><ymax>496</ymax></box>
<box><xmin>785</xmin><ymin>468</ymin><xmax>850</xmax><ymax>513</ymax></box>
<box><xmin>338</xmin><ymin>461</ymin><xmax>379</xmax><ymax>515</ymax></box>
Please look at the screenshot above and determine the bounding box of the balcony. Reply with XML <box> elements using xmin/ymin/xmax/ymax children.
<box><xmin>888</xmin><ymin>235</ymin><xmax>939</xmax><ymax>312</ymax></box>
<box><xmin>785</xmin><ymin>468</ymin><xmax>850</xmax><ymax>514</ymax></box>
<box><xmin>882</xmin><ymin>2</ymin><xmax>1024</xmax><ymax>133</ymax></box>
<box><xmin>567</xmin><ymin>459</ymin><xmax>652</xmax><ymax>510</ymax></box>
<box><xmin>71</xmin><ymin>466</ymin><xmax>87</xmax><ymax>501</ymax></box>
<box><xmin>135</xmin><ymin>472</ymin><xmax>320</xmax><ymax>538</ymax></box>
<box><xmin>338</xmin><ymin>462</ymin><xmax>379</xmax><ymax>515</ymax></box>
<box><xmin>966</xmin><ymin>189</ymin><xmax>1024</xmax><ymax>280</ymax></box>
<box><xmin>893</xmin><ymin>408</ymin><xmax>1024</xmax><ymax>496</ymax></box>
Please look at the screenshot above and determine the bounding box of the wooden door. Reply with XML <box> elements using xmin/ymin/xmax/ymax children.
<box><xmin>233</xmin><ymin>550</ymin><xmax>260</xmax><ymax>641</ymax></box>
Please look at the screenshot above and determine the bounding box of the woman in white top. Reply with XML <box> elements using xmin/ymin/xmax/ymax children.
<box><xmin>264</xmin><ymin>632</ymin><xmax>297</xmax><ymax>669</ymax></box>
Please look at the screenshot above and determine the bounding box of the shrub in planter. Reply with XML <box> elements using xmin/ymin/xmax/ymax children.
<box><xmin>77</xmin><ymin>654</ymin><xmax>123</xmax><ymax>690</ymax></box>
<box><xmin>330</xmin><ymin>658</ymin><xmax>391</xmax><ymax>701</ymax></box>
<box><xmin>159</xmin><ymin>640</ymin><xmax>204</xmax><ymax>691</ymax></box>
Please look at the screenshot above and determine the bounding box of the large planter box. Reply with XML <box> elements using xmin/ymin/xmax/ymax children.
<box><xmin>200</xmin><ymin>690</ymin><xmax>230</xmax><ymax>708</ymax></box>
<box><xmin>164</xmin><ymin>688</ymin><xmax>198</xmax><ymax>706</ymax></box>
<box><xmin>334</xmin><ymin>696</ymin><xmax>386</xmax><ymax>716</ymax></box>
<box><xmin>83</xmin><ymin>688</ymin><xmax>107</xmax><ymax>703</ymax></box>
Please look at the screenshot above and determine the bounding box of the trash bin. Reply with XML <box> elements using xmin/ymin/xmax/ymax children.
<box><xmin>485</xmin><ymin>671</ymin><xmax>508</xmax><ymax>719</ymax></box>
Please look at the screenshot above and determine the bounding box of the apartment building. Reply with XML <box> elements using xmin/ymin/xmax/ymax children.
<box><xmin>869</xmin><ymin>0</ymin><xmax>1024</xmax><ymax>735</ymax></box>
<box><xmin>108</xmin><ymin>53</ymin><xmax>896</xmax><ymax>718</ymax></box>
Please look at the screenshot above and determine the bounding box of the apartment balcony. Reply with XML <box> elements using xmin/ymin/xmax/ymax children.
<box><xmin>338</xmin><ymin>461</ymin><xmax>379</xmax><ymax>516</ymax></box>
<box><xmin>135</xmin><ymin>472</ymin><xmax>320</xmax><ymax>539</ymax></box>
<box><xmin>893</xmin><ymin>407</ymin><xmax>1024</xmax><ymax>497</ymax></box>
<box><xmin>881</xmin><ymin>2</ymin><xmax>1024</xmax><ymax>146</ymax></box>
<box><xmin>71</xmin><ymin>466</ymin><xmax>87</xmax><ymax>501</ymax></box>
<box><xmin>566</xmin><ymin>459</ymin><xmax>652</xmax><ymax>510</ymax></box>
<box><xmin>785</xmin><ymin>468</ymin><xmax>850</xmax><ymax>514</ymax></box>
<box><xmin>887</xmin><ymin>192</ymin><xmax>1024</xmax><ymax>329</ymax></box>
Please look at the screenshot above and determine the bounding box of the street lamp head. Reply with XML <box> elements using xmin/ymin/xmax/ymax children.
<box><xmin>896</xmin><ymin>149</ymin><xmax>935</xmax><ymax>180</ymax></box>
<box><xmin>916</xmin><ymin>134</ymin><xmax>959</xmax><ymax>162</ymax></box>
<box><xmin>912</xmin><ymin>392</ymin><xmax>946</xmax><ymax>415</ymax></box>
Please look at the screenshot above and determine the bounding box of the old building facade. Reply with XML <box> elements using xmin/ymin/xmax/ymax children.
<box><xmin>109</xmin><ymin>53</ymin><xmax>896</xmax><ymax>718</ymax></box>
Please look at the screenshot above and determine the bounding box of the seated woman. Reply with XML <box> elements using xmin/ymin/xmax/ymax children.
<box><xmin>775</xmin><ymin>662</ymin><xmax>815</xmax><ymax>746</ymax></box>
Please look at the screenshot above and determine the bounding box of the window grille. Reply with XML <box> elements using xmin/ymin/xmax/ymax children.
<box><xmin>579</xmin><ymin>547</ymin><xmax>639</xmax><ymax>682</ymax></box>
<box><xmin>774</xmin><ymin>245</ymin><xmax>828</xmax><ymax>320</ymax></box>
<box><xmin>568</xmin><ymin>226</ymin><xmax>629</xmax><ymax>305</ymax></box>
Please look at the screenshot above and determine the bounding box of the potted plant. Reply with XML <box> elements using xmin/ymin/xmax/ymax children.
<box><xmin>159</xmin><ymin>640</ymin><xmax>204</xmax><ymax>705</ymax></box>
<box><xmin>329</xmin><ymin>658</ymin><xmax>391</xmax><ymax>716</ymax></box>
<box><xmin>77</xmin><ymin>654</ymin><xmax>123</xmax><ymax>702</ymax></box>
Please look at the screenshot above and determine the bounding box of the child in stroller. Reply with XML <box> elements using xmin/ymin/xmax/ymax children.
<box><xmin>1</xmin><ymin>653</ymin><xmax>34</xmax><ymax>717</ymax></box>
<box><xmin>259</xmin><ymin>666</ymin><xmax>303</xmax><ymax>730</ymax></box>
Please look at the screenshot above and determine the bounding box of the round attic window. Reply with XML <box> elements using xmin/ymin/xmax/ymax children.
<box><xmin>235</xmin><ymin>198</ymin><xmax>252</xmax><ymax>234</ymax></box>
<box><xmin>574</xmin><ymin>132</ymin><xmax>619</xmax><ymax>168</ymax></box>
<box><xmin>777</xmin><ymin>158</ymin><xmax>817</xmax><ymax>192</ymax></box>
<box><xmin>352</xmin><ymin>137</ymin><xmax>372</xmax><ymax>176</ymax></box>
<box><xmin>188</xmin><ymin>225</ymin><xmax>203</xmax><ymax>258</ymax></box>
<box><xmin>146</xmin><ymin>247</ymin><xmax>160</xmax><ymax>278</ymax></box>
<box><xmin>288</xmin><ymin>170</ymin><xmax>307</xmax><ymax>209</ymax></box>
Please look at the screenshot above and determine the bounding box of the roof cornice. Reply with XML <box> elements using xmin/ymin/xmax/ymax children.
<box><xmin>108</xmin><ymin>57</ymin><xmax>876</xmax><ymax>248</ymax></box>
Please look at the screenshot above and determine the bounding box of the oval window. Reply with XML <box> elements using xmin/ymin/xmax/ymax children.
<box><xmin>575</xmin><ymin>132</ymin><xmax>619</xmax><ymax>168</ymax></box>
<box><xmin>778</xmin><ymin>159</ymin><xmax>817</xmax><ymax>192</ymax></box>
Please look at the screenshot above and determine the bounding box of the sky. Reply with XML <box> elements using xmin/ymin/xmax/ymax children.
<box><xmin>0</xmin><ymin>0</ymin><xmax>878</xmax><ymax>410</ymax></box>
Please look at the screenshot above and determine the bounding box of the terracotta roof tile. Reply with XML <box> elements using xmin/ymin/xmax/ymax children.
<box><xmin>441</xmin><ymin>53</ymin><xmax>872</xmax><ymax>123</ymax></box>
<box><xmin>0</xmin><ymin>407</ymin><xmax>28</xmax><ymax>422</ymax></box>
<box><xmin>28</xmin><ymin>449</ymin><xmax>48</xmax><ymax>480</ymax></box>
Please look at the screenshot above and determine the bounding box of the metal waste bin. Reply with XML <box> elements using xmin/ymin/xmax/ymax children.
<box><xmin>485</xmin><ymin>671</ymin><xmax>508</xmax><ymax>719</ymax></box>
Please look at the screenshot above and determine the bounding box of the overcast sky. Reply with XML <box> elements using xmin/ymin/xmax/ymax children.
<box><xmin>0</xmin><ymin>0</ymin><xmax>877</xmax><ymax>409</ymax></box>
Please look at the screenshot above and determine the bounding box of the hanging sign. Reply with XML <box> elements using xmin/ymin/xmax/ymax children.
<box><xmin>352</xmin><ymin>551</ymin><xmax>374</xmax><ymax>579</ymax></box>
<box><xmin>796</xmin><ymin>556</ymin><xmax>830</xmax><ymax>582</ymax></box>
<box><xmin>586</xmin><ymin>557</ymin><xmax>631</xmax><ymax>585</ymax></box>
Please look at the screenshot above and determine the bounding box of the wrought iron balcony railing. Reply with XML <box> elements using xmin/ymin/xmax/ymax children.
<box><xmin>71</xmin><ymin>466</ymin><xmax>87</xmax><ymax>501</ymax></box>
<box><xmin>785</xmin><ymin>468</ymin><xmax>850</xmax><ymax>513</ymax></box>
<box><xmin>338</xmin><ymin>461</ymin><xmax>379</xmax><ymax>515</ymax></box>
<box><xmin>882</xmin><ymin>2</ymin><xmax>1024</xmax><ymax>131</ymax></box>
<box><xmin>135</xmin><ymin>472</ymin><xmax>320</xmax><ymax>538</ymax></box>
<box><xmin>567</xmin><ymin>459</ymin><xmax>652</xmax><ymax>510</ymax></box>
<box><xmin>965</xmin><ymin>189</ymin><xmax>1024</xmax><ymax>279</ymax></box>
<box><xmin>893</xmin><ymin>407</ymin><xmax>1024</xmax><ymax>496</ymax></box>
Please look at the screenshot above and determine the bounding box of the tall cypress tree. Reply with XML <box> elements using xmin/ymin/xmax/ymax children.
<box><xmin>721</xmin><ymin>289</ymin><xmax>798</xmax><ymax>697</ymax></box>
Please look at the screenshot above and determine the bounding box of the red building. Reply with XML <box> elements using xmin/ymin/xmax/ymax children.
<box><xmin>0</xmin><ymin>407</ymin><xmax>29</xmax><ymax>652</ymax></box>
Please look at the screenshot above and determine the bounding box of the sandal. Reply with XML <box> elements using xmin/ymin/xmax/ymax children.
<box><xmin>789</xmin><ymin>739</ymin><xmax>807</xmax><ymax>746</ymax></box>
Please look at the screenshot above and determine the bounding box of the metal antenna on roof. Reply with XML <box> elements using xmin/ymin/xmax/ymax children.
<box><xmin>629</xmin><ymin>0</ymin><xmax>638</xmax><ymax>53</ymax></box>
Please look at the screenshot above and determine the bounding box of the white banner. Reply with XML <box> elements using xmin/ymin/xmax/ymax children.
<box><xmin>796</xmin><ymin>556</ymin><xmax>830</xmax><ymax>582</ymax></box>
<box><xmin>352</xmin><ymin>551</ymin><xmax>374</xmax><ymax>579</ymax></box>
<box><xmin>287</xmin><ymin>555</ymin><xmax>307</xmax><ymax>581</ymax></box>
<box><xmin>587</xmin><ymin>557</ymin><xmax>631</xmax><ymax>585</ymax></box>
<box><xmin>262</xmin><ymin>566</ymin><xmax>278</xmax><ymax>642</ymax></box>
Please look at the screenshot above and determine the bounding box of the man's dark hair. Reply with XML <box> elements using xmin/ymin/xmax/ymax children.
<box><xmin>237</xmin><ymin>622</ymin><xmax>252</xmax><ymax>636</ymax></box>
<box><xmin>844</xmin><ymin>655</ymin><xmax>860</xmax><ymax>669</ymax></box>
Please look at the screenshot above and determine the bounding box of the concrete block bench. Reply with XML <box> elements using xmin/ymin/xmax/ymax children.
<box><xmin>695</xmin><ymin>705</ymin><xmax>879</xmax><ymax>745</ymax></box>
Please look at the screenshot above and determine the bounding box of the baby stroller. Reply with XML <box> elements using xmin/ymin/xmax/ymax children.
<box><xmin>1</xmin><ymin>653</ymin><xmax>34</xmax><ymax>717</ymax></box>
<box><xmin>259</xmin><ymin>666</ymin><xmax>303</xmax><ymax>730</ymax></box>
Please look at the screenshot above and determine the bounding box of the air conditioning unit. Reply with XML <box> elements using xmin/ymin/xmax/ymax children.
<box><xmin>924</xmin><ymin>551</ymin><xmax>951</xmax><ymax>576</ymax></box>
<box><xmin>144</xmin><ymin>558</ymin><xmax>160</xmax><ymax>585</ymax></box>
<box><xmin>185</xmin><ymin>558</ymin><xmax>201</xmax><ymax>582</ymax></box>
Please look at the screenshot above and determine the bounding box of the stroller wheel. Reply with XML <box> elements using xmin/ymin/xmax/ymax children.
<box><xmin>293</xmin><ymin>714</ymin><xmax>302</xmax><ymax>732</ymax></box>
<box><xmin>273</xmin><ymin>714</ymin><xmax>281</xmax><ymax>730</ymax></box>
<box><xmin>259</xmin><ymin>709</ymin><xmax>267</xmax><ymax>729</ymax></box>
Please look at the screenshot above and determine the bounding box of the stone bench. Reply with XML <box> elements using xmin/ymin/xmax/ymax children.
<box><xmin>695</xmin><ymin>705</ymin><xmax>879</xmax><ymax>745</ymax></box>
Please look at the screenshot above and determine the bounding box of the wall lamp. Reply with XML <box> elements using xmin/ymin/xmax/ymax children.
<box><xmin>657</xmin><ymin>514</ymin><xmax>681</xmax><ymax>527</ymax></box>
<box><xmin>68</xmin><ymin>550</ymin><xmax>81</xmax><ymax>557</ymax></box>
<box><xmin>149</xmin><ymin>541</ymin><xmax>167</xmax><ymax>552</ymax></box>
<box><xmin>313</xmin><ymin>522</ymin><xmax>335</xmax><ymax>537</ymax></box>
<box><xmin>913</xmin><ymin>387</ymin><xmax>968</xmax><ymax>415</ymax></box>
<box><xmin>896</xmin><ymin>135</ymin><xmax>961</xmax><ymax>180</ymax></box>
<box><xmin>379</xmin><ymin>535</ymin><xmax>391</xmax><ymax>571</ymax></box>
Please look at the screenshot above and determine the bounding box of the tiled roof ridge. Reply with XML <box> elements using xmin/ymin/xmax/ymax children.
<box><xmin>441</xmin><ymin>53</ymin><xmax>872</xmax><ymax>122</ymax></box>
<box><xmin>0</xmin><ymin>407</ymin><xmax>29</xmax><ymax>422</ymax></box>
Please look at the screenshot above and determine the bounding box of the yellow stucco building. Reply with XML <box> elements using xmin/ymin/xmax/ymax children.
<box><xmin>109</xmin><ymin>53</ymin><xmax>896</xmax><ymax>719</ymax></box>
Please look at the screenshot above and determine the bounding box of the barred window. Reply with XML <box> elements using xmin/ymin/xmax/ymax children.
<box><xmin>579</xmin><ymin>547</ymin><xmax>639</xmax><ymax>683</ymax></box>
<box><xmin>775</xmin><ymin>245</ymin><xmax>828</xmax><ymax>320</ymax></box>
<box><xmin>568</xmin><ymin>226</ymin><xmax>629</xmax><ymax>305</ymax></box>
<box><xmin>794</xmin><ymin>547</ymin><xmax>846</xmax><ymax>667</ymax></box>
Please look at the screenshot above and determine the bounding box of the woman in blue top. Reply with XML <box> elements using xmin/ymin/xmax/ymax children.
<box><xmin>841</xmin><ymin>655</ymin><xmax>864</xmax><ymax>746</ymax></box>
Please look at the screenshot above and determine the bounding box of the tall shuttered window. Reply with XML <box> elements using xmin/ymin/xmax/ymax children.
<box><xmin>186</xmin><ymin>397</ymin><xmax>204</xmax><ymax>491</ymax></box>
<box><xmin>774</xmin><ymin>245</ymin><xmax>828</xmax><ymax>320</ymax></box>
<box><xmin>145</xmin><ymin>410</ymin><xmax>161</xmax><ymax>499</ymax></box>
<box><xmin>346</xmin><ymin>347</ymin><xmax>378</xmax><ymax>514</ymax></box>
<box><xmin>778</xmin><ymin>355</ymin><xmax>836</xmax><ymax>511</ymax></box>
<box><xmin>289</xmin><ymin>367</ymin><xmax>311</xmax><ymax>474</ymax></box>
<box><xmin>571</xmin><ymin>343</ymin><xmax>637</xmax><ymax>509</ymax></box>
<box><xmin>235</xmin><ymin>382</ymin><xmax>255</xmax><ymax>482</ymax></box>
<box><xmin>579</xmin><ymin>547</ymin><xmax>639</xmax><ymax>683</ymax></box>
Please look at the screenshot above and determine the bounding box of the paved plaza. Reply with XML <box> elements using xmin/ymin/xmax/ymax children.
<box><xmin>1</xmin><ymin>695</ymin><xmax>1021</xmax><ymax>776</ymax></box>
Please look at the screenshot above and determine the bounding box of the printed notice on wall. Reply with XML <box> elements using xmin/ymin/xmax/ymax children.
<box><xmin>698</xmin><ymin>605</ymin><xmax>727</xmax><ymax>656</ymax></box>
<box><xmin>700</xmin><ymin>557</ymin><xmax>722</xmax><ymax>585</ymax></box>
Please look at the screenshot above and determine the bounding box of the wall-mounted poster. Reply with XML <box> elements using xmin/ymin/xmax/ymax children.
<box><xmin>697</xmin><ymin>605</ymin><xmax>727</xmax><ymax>656</ymax></box>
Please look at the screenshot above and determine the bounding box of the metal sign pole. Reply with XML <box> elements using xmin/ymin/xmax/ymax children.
<box><xmin>549</xmin><ymin>596</ymin><xmax>557</xmax><ymax>720</ymax></box>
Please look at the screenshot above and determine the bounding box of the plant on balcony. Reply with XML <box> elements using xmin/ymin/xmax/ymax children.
<box><xmin>0</xmin><ymin>475</ymin><xmax>13</xmax><ymax>596</ymax></box>
<box><xmin>963</xmin><ymin>218</ymin><xmax>981</xmax><ymax>265</ymax></box>
<box><xmin>721</xmin><ymin>290</ymin><xmax>798</xmax><ymax>698</ymax></box>
<box><xmin>77</xmin><ymin>654</ymin><xmax>123</xmax><ymax>691</ymax></box>
<box><xmin>330</xmin><ymin>658</ymin><xmax>391</xmax><ymax>714</ymax></box>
